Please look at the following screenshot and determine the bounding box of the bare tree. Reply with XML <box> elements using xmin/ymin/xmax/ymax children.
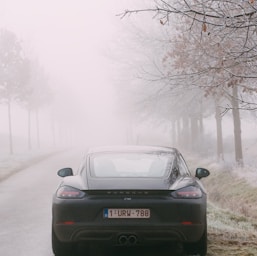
<box><xmin>114</xmin><ymin>9</ymin><xmax>215</xmax><ymax>153</ymax></box>
<box><xmin>0</xmin><ymin>29</ymin><xmax>29</xmax><ymax>154</ymax></box>
<box><xmin>18</xmin><ymin>59</ymin><xmax>52</xmax><ymax>150</ymax></box>
<box><xmin>119</xmin><ymin>1</ymin><xmax>257</xmax><ymax>165</ymax></box>
<box><xmin>122</xmin><ymin>0</ymin><xmax>257</xmax><ymax>82</ymax></box>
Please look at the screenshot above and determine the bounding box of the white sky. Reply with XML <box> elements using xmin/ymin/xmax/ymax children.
<box><xmin>1</xmin><ymin>0</ymin><xmax>120</xmax><ymax>95</ymax></box>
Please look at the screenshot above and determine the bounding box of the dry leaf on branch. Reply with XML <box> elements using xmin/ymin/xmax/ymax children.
<box><xmin>202</xmin><ymin>23</ymin><xmax>207</xmax><ymax>32</ymax></box>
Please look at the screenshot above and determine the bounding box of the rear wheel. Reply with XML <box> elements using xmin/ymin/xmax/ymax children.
<box><xmin>52</xmin><ymin>228</ymin><xmax>75</xmax><ymax>256</ymax></box>
<box><xmin>184</xmin><ymin>226</ymin><xmax>207</xmax><ymax>256</ymax></box>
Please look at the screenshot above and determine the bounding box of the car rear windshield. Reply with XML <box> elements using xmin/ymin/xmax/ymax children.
<box><xmin>89</xmin><ymin>152</ymin><xmax>174</xmax><ymax>178</ymax></box>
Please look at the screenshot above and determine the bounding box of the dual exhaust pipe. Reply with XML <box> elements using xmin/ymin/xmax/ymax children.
<box><xmin>118</xmin><ymin>234</ymin><xmax>138</xmax><ymax>246</ymax></box>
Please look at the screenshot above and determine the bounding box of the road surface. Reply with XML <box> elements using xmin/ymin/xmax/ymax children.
<box><xmin>0</xmin><ymin>150</ymin><xmax>206</xmax><ymax>256</ymax></box>
<box><xmin>0</xmin><ymin>150</ymin><xmax>83</xmax><ymax>256</ymax></box>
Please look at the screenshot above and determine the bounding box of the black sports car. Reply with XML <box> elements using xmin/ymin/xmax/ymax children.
<box><xmin>52</xmin><ymin>145</ymin><xmax>210</xmax><ymax>256</ymax></box>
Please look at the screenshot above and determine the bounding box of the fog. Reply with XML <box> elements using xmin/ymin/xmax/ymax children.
<box><xmin>0</xmin><ymin>0</ymin><xmax>141</xmax><ymax>149</ymax></box>
<box><xmin>0</xmin><ymin>0</ymin><xmax>257</xmax><ymax>165</ymax></box>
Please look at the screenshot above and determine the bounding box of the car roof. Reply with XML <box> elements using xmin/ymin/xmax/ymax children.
<box><xmin>87</xmin><ymin>145</ymin><xmax>178</xmax><ymax>154</ymax></box>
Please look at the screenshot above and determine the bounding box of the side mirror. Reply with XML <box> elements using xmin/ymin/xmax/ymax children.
<box><xmin>57</xmin><ymin>167</ymin><xmax>73</xmax><ymax>177</ymax></box>
<box><xmin>195</xmin><ymin>168</ymin><xmax>210</xmax><ymax>179</ymax></box>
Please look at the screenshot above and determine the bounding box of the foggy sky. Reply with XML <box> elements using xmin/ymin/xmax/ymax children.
<box><xmin>0</xmin><ymin>0</ymin><xmax>138</xmax><ymax>146</ymax></box>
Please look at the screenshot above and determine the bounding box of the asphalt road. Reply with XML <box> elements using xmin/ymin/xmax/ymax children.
<box><xmin>0</xmin><ymin>150</ymin><xmax>83</xmax><ymax>256</ymax></box>
<box><xmin>0</xmin><ymin>150</ymin><xmax>188</xmax><ymax>256</ymax></box>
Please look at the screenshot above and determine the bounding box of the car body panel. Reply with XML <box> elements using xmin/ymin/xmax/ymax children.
<box><xmin>53</xmin><ymin>194</ymin><xmax>206</xmax><ymax>243</ymax></box>
<box><xmin>52</xmin><ymin>145</ymin><xmax>209</xmax><ymax>251</ymax></box>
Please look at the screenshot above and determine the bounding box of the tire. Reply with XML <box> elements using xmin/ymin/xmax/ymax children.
<box><xmin>52</xmin><ymin>228</ymin><xmax>74</xmax><ymax>256</ymax></box>
<box><xmin>184</xmin><ymin>226</ymin><xmax>207</xmax><ymax>256</ymax></box>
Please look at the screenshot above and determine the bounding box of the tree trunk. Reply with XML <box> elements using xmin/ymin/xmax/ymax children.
<box><xmin>52</xmin><ymin>120</ymin><xmax>55</xmax><ymax>148</ymax></box>
<box><xmin>176</xmin><ymin>118</ymin><xmax>182</xmax><ymax>147</ymax></box>
<box><xmin>190</xmin><ymin>116</ymin><xmax>198</xmax><ymax>152</ymax></box>
<box><xmin>7</xmin><ymin>100</ymin><xmax>13</xmax><ymax>154</ymax></box>
<box><xmin>215</xmin><ymin>102</ymin><xmax>224</xmax><ymax>161</ymax></box>
<box><xmin>171</xmin><ymin>119</ymin><xmax>176</xmax><ymax>146</ymax></box>
<box><xmin>35</xmin><ymin>109</ymin><xmax>40</xmax><ymax>149</ymax></box>
<box><xmin>199</xmin><ymin>113</ymin><xmax>204</xmax><ymax>135</ymax></box>
<box><xmin>182</xmin><ymin>116</ymin><xmax>190</xmax><ymax>150</ymax></box>
<box><xmin>27</xmin><ymin>108</ymin><xmax>31</xmax><ymax>150</ymax></box>
<box><xmin>231</xmin><ymin>86</ymin><xmax>243</xmax><ymax>166</ymax></box>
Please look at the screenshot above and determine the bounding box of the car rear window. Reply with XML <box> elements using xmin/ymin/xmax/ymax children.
<box><xmin>89</xmin><ymin>152</ymin><xmax>174</xmax><ymax>178</ymax></box>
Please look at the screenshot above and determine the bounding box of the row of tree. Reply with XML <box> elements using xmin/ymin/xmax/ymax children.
<box><xmin>0</xmin><ymin>29</ymin><xmax>52</xmax><ymax>154</ymax></box>
<box><xmin>118</xmin><ymin>0</ymin><xmax>257</xmax><ymax>166</ymax></box>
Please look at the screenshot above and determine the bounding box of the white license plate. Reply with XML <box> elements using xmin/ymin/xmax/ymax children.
<box><xmin>103</xmin><ymin>208</ymin><xmax>150</xmax><ymax>219</ymax></box>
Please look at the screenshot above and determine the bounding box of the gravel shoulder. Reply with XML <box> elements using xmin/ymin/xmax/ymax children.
<box><xmin>200</xmin><ymin>163</ymin><xmax>257</xmax><ymax>255</ymax></box>
<box><xmin>207</xmin><ymin>204</ymin><xmax>257</xmax><ymax>255</ymax></box>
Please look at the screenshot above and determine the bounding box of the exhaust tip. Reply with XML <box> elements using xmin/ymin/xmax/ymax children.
<box><xmin>128</xmin><ymin>235</ymin><xmax>137</xmax><ymax>245</ymax></box>
<box><xmin>118</xmin><ymin>234</ymin><xmax>138</xmax><ymax>246</ymax></box>
<box><xmin>118</xmin><ymin>235</ymin><xmax>128</xmax><ymax>245</ymax></box>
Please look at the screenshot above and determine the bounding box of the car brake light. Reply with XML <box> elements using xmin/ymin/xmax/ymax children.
<box><xmin>181</xmin><ymin>221</ymin><xmax>193</xmax><ymax>225</ymax></box>
<box><xmin>62</xmin><ymin>221</ymin><xmax>75</xmax><ymax>225</ymax></box>
<box><xmin>171</xmin><ymin>186</ymin><xmax>202</xmax><ymax>199</ymax></box>
<box><xmin>57</xmin><ymin>186</ymin><xmax>85</xmax><ymax>199</ymax></box>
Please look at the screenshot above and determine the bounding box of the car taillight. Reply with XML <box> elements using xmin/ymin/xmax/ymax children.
<box><xmin>57</xmin><ymin>186</ymin><xmax>86</xmax><ymax>199</ymax></box>
<box><xmin>171</xmin><ymin>186</ymin><xmax>202</xmax><ymax>199</ymax></box>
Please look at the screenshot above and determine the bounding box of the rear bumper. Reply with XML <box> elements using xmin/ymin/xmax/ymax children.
<box><xmin>52</xmin><ymin>195</ymin><xmax>207</xmax><ymax>245</ymax></box>
<box><xmin>53</xmin><ymin>222</ymin><xmax>206</xmax><ymax>245</ymax></box>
